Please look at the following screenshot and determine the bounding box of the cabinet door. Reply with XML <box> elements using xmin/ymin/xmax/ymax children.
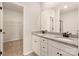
<box><xmin>48</xmin><ymin>45</ymin><xmax>60</xmax><ymax>56</ymax></box>
<box><xmin>48</xmin><ymin>39</ymin><xmax>78</xmax><ymax>56</ymax></box>
<box><xmin>48</xmin><ymin>45</ymin><xmax>71</xmax><ymax>56</ymax></box>
<box><xmin>60</xmin><ymin>51</ymin><xmax>72</xmax><ymax>56</ymax></box>
<box><xmin>32</xmin><ymin>35</ymin><xmax>40</xmax><ymax>55</ymax></box>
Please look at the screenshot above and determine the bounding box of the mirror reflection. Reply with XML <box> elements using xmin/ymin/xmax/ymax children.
<box><xmin>60</xmin><ymin>3</ymin><xmax>78</xmax><ymax>35</ymax></box>
<box><xmin>41</xmin><ymin>2</ymin><xmax>78</xmax><ymax>36</ymax></box>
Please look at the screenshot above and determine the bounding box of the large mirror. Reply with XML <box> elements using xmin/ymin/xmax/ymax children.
<box><xmin>41</xmin><ymin>3</ymin><xmax>60</xmax><ymax>33</ymax></box>
<box><xmin>41</xmin><ymin>2</ymin><xmax>78</xmax><ymax>36</ymax></box>
<box><xmin>59</xmin><ymin>3</ymin><xmax>78</xmax><ymax>35</ymax></box>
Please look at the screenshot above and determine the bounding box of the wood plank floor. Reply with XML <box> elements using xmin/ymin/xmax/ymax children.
<box><xmin>3</xmin><ymin>40</ymin><xmax>23</xmax><ymax>56</ymax></box>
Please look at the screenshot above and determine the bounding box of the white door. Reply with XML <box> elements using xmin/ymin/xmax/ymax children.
<box><xmin>0</xmin><ymin>2</ymin><xmax>3</xmax><ymax>56</ymax></box>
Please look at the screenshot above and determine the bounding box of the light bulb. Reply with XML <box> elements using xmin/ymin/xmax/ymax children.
<box><xmin>64</xmin><ymin>6</ymin><xmax>68</xmax><ymax>8</ymax></box>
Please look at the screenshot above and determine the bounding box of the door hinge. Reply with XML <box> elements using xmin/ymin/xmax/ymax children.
<box><xmin>78</xmin><ymin>53</ymin><xmax>79</xmax><ymax>56</ymax></box>
<box><xmin>0</xmin><ymin>29</ymin><xmax>2</xmax><ymax>32</ymax></box>
<box><xmin>0</xmin><ymin>7</ymin><xmax>2</xmax><ymax>10</ymax></box>
<box><xmin>0</xmin><ymin>51</ymin><xmax>2</xmax><ymax>56</ymax></box>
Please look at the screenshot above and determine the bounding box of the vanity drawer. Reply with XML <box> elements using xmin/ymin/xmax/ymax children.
<box><xmin>41</xmin><ymin>44</ymin><xmax>47</xmax><ymax>52</ymax></box>
<box><xmin>40</xmin><ymin>45</ymin><xmax>48</xmax><ymax>56</ymax></box>
<box><xmin>41</xmin><ymin>42</ymin><xmax>47</xmax><ymax>52</ymax></box>
<box><xmin>40</xmin><ymin>51</ymin><xmax>47</xmax><ymax>56</ymax></box>
<box><xmin>40</xmin><ymin>38</ymin><xmax>48</xmax><ymax>47</ymax></box>
<box><xmin>41</xmin><ymin>38</ymin><xmax>48</xmax><ymax>43</ymax></box>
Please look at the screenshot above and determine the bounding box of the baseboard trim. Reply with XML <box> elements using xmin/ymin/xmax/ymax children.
<box><xmin>4</xmin><ymin>39</ymin><xmax>23</xmax><ymax>43</ymax></box>
<box><xmin>23</xmin><ymin>50</ymin><xmax>34</xmax><ymax>56</ymax></box>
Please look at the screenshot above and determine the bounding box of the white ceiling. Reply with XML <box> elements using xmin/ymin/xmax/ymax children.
<box><xmin>41</xmin><ymin>2</ymin><xmax>78</xmax><ymax>12</ymax></box>
<box><xmin>3</xmin><ymin>2</ymin><xmax>78</xmax><ymax>13</ymax></box>
<box><xmin>3</xmin><ymin>2</ymin><xmax>23</xmax><ymax>12</ymax></box>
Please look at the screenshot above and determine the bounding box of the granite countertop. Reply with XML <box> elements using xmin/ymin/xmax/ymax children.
<box><xmin>32</xmin><ymin>31</ymin><xmax>78</xmax><ymax>48</ymax></box>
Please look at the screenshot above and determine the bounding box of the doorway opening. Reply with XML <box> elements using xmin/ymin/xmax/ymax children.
<box><xmin>3</xmin><ymin>2</ymin><xmax>23</xmax><ymax>56</ymax></box>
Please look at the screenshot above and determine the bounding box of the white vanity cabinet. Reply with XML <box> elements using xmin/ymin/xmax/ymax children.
<box><xmin>32</xmin><ymin>35</ymin><xmax>40</xmax><ymax>55</ymax></box>
<box><xmin>32</xmin><ymin>34</ymin><xmax>78</xmax><ymax>56</ymax></box>
<box><xmin>32</xmin><ymin>35</ymin><xmax>48</xmax><ymax>56</ymax></box>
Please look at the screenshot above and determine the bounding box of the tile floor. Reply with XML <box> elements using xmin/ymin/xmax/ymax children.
<box><xmin>26</xmin><ymin>52</ymin><xmax>38</xmax><ymax>56</ymax></box>
<box><xmin>3</xmin><ymin>39</ymin><xmax>23</xmax><ymax>56</ymax></box>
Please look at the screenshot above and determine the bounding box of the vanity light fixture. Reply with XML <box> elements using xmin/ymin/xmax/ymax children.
<box><xmin>64</xmin><ymin>5</ymin><xmax>68</xmax><ymax>9</ymax></box>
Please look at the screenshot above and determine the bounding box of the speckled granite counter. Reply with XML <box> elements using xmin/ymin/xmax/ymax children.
<box><xmin>32</xmin><ymin>31</ymin><xmax>78</xmax><ymax>48</ymax></box>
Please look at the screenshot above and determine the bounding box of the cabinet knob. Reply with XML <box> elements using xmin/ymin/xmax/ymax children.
<box><xmin>0</xmin><ymin>51</ymin><xmax>2</xmax><ymax>56</ymax></box>
<box><xmin>60</xmin><ymin>54</ymin><xmax>62</xmax><ymax>56</ymax></box>
<box><xmin>3</xmin><ymin>32</ymin><xmax>5</xmax><ymax>34</ymax></box>
<box><xmin>0</xmin><ymin>7</ymin><xmax>2</xmax><ymax>10</ymax></box>
<box><xmin>43</xmin><ymin>47</ymin><xmax>45</xmax><ymax>48</ymax></box>
<box><xmin>78</xmin><ymin>53</ymin><xmax>79</xmax><ymax>56</ymax></box>
<box><xmin>35</xmin><ymin>41</ymin><xmax>37</xmax><ymax>42</ymax></box>
<box><xmin>0</xmin><ymin>29</ymin><xmax>2</xmax><ymax>32</ymax></box>
<box><xmin>57</xmin><ymin>52</ymin><xmax>59</xmax><ymax>54</ymax></box>
<box><xmin>43</xmin><ymin>40</ymin><xmax>45</xmax><ymax>41</ymax></box>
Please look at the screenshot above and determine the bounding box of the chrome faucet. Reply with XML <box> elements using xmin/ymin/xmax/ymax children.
<box><xmin>62</xmin><ymin>32</ymin><xmax>71</xmax><ymax>37</ymax></box>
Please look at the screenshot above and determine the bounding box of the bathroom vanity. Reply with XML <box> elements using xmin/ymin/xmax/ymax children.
<box><xmin>32</xmin><ymin>32</ymin><xmax>78</xmax><ymax>56</ymax></box>
<box><xmin>34</xmin><ymin>3</ymin><xmax>79</xmax><ymax>56</ymax></box>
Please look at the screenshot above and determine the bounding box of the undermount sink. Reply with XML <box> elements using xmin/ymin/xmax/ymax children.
<box><xmin>55</xmin><ymin>36</ymin><xmax>62</xmax><ymax>38</ymax></box>
<box><xmin>55</xmin><ymin>36</ymin><xmax>74</xmax><ymax>41</ymax></box>
<box><xmin>38</xmin><ymin>33</ymin><xmax>77</xmax><ymax>42</ymax></box>
<box><xmin>62</xmin><ymin>38</ymin><xmax>73</xmax><ymax>42</ymax></box>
